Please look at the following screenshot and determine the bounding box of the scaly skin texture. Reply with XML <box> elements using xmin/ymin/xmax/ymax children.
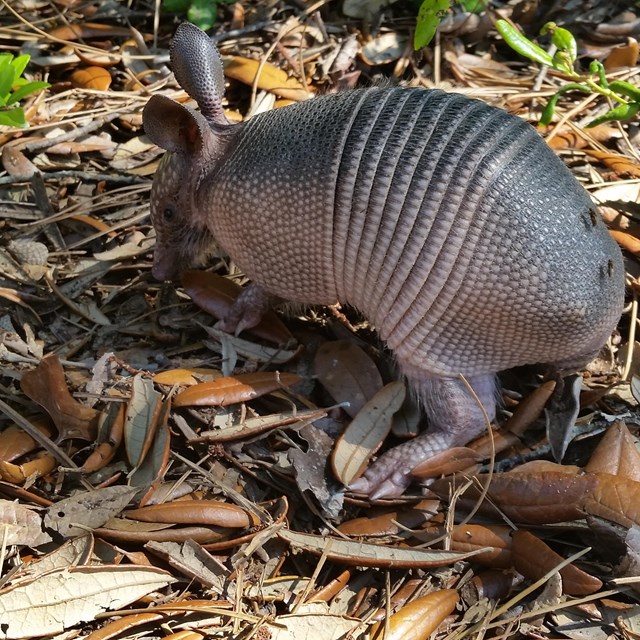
<box><xmin>142</xmin><ymin>23</ymin><xmax>625</xmax><ymax>499</ymax></box>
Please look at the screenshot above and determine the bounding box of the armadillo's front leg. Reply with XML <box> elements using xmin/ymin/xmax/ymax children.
<box><xmin>216</xmin><ymin>282</ymin><xmax>281</xmax><ymax>336</ymax></box>
<box><xmin>349</xmin><ymin>373</ymin><xmax>497</xmax><ymax>499</ymax></box>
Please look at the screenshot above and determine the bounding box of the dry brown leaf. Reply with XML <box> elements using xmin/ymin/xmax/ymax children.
<box><xmin>584</xmin><ymin>149</ymin><xmax>640</xmax><ymax>178</ymax></box>
<box><xmin>463</xmin><ymin>570</ymin><xmax>516</xmax><ymax>603</ymax></box>
<box><xmin>502</xmin><ymin>380</ymin><xmax>556</xmax><ymax>436</ymax></box>
<box><xmin>0</xmin><ymin>499</ymin><xmax>52</xmax><ymax>547</ymax></box>
<box><xmin>80</xmin><ymin>402</ymin><xmax>126</xmax><ymax>473</ymax></box>
<box><xmin>124</xmin><ymin>374</ymin><xmax>163</xmax><ymax>468</ymax></box>
<box><xmin>153</xmin><ymin>367</ymin><xmax>223</xmax><ymax>386</ymax></box>
<box><xmin>278</xmin><ymin>529</ymin><xmax>490</xmax><ymax>568</ymax></box>
<box><xmin>314</xmin><ymin>340</ymin><xmax>383</xmax><ymax>418</ymax></box>
<box><xmin>604</xmin><ymin>37</ymin><xmax>639</xmax><ymax>69</ymax></box>
<box><xmin>584</xmin><ymin>472</ymin><xmax>640</xmax><ymax>528</ymax></box>
<box><xmin>197</xmin><ymin>407</ymin><xmax>327</xmax><ymax>442</ymax></box>
<box><xmin>145</xmin><ymin>539</ymin><xmax>231</xmax><ymax>590</ymax></box>
<box><xmin>545</xmin><ymin>124</ymin><xmax>620</xmax><ymax>150</ymax></box>
<box><xmin>95</xmin><ymin>524</ymin><xmax>232</xmax><ymax>545</ymax></box>
<box><xmin>332</xmin><ymin>381</ymin><xmax>406</xmax><ymax>486</ymax></box>
<box><xmin>0</xmin><ymin>420</ymin><xmax>53</xmax><ymax>462</ymax></box>
<box><xmin>223</xmin><ymin>56</ymin><xmax>311</xmax><ymax>101</ymax></box>
<box><xmin>70</xmin><ymin>67</ymin><xmax>112</xmax><ymax>90</ymax></box>
<box><xmin>610</xmin><ymin>229</ymin><xmax>640</xmax><ymax>256</ymax></box>
<box><xmin>370</xmin><ymin>589</ymin><xmax>459</xmax><ymax>640</ymax></box>
<box><xmin>181</xmin><ymin>270</ymin><xmax>293</xmax><ymax>346</ymax></box>
<box><xmin>430</xmin><ymin>472</ymin><xmax>594</xmax><ymax>524</ymax></box>
<box><xmin>411</xmin><ymin>447</ymin><xmax>482</xmax><ymax>479</ymax></box>
<box><xmin>49</xmin><ymin>22</ymin><xmax>133</xmax><ymax>40</ymax></box>
<box><xmin>20</xmin><ymin>354</ymin><xmax>99</xmax><ymax>442</ymax></box>
<box><xmin>338</xmin><ymin>499</ymin><xmax>439</xmax><ymax>536</ymax></box>
<box><xmin>82</xmin><ymin>613</ymin><xmax>166</xmax><ymax>640</ymax></box>
<box><xmin>420</xmin><ymin>523</ymin><xmax>513</xmax><ymax>569</ymax></box>
<box><xmin>125</xmin><ymin>500</ymin><xmax>260</xmax><ymax>529</ymax></box>
<box><xmin>511</xmin><ymin>530</ymin><xmax>603</xmax><ymax>596</ymax></box>
<box><xmin>44</xmin><ymin>486</ymin><xmax>139</xmax><ymax>538</ymax></box>
<box><xmin>172</xmin><ymin>371</ymin><xmax>300</xmax><ymax>407</ymax></box>
<box><xmin>586</xmin><ymin>421</ymin><xmax>640</xmax><ymax>480</ymax></box>
<box><xmin>0</xmin><ymin>452</ymin><xmax>57</xmax><ymax>485</ymax></box>
<box><xmin>0</xmin><ymin>565</ymin><xmax>174</xmax><ymax>639</ymax></box>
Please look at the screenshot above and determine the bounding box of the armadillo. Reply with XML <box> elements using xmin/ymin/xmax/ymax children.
<box><xmin>143</xmin><ymin>22</ymin><xmax>625</xmax><ymax>499</ymax></box>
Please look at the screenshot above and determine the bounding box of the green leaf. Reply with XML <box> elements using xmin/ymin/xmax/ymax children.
<box><xmin>188</xmin><ymin>0</ymin><xmax>217</xmax><ymax>31</ymax></box>
<box><xmin>0</xmin><ymin>106</ymin><xmax>26</xmax><ymax>128</ymax></box>
<box><xmin>458</xmin><ymin>0</ymin><xmax>484</xmax><ymax>13</ymax></box>
<box><xmin>587</xmin><ymin>101</ymin><xmax>640</xmax><ymax>127</ymax></box>
<box><xmin>496</xmin><ymin>19</ymin><xmax>554</xmax><ymax>67</ymax></box>
<box><xmin>0</xmin><ymin>65</ymin><xmax>16</xmax><ymax>102</ymax></box>
<box><xmin>608</xmin><ymin>80</ymin><xmax>640</xmax><ymax>101</ymax></box>
<box><xmin>414</xmin><ymin>0</ymin><xmax>451</xmax><ymax>50</ymax></box>
<box><xmin>11</xmin><ymin>54</ymin><xmax>31</xmax><ymax>78</ymax></box>
<box><xmin>161</xmin><ymin>0</ymin><xmax>191</xmax><ymax>12</ymax></box>
<box><xmin>540</xmin><ymin>93</ymin><xmax>561</xmax><ymax>125</ymax></box>
<box><xmin>589</xmin><ymin>60</ymin><xmax>608</xmax><ymax>88</ymax></box>
<box><xmin>538</xmin><ymin>83</ymin><xmax>591</xmax><ymax>125</ymax></box>
<box><xmin>541</xmin><ymin>22</ymin><xmax>577</xmax><ymax>66</ymax></box>
<box><xmin>0</xmin><ymin>53</ymin><xmax>13</xmax><ymax>73</ymax></box>
<box><xmin>7</xmin><ymin>80</ymin><xmax>50</xmax><ymax>105</ymax></box>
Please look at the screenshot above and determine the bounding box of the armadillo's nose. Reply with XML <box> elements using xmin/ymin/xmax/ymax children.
<box><xmin>151</xmin><ymin>251</ymin><xmax>180</xmax><ymax>281</ymax></box>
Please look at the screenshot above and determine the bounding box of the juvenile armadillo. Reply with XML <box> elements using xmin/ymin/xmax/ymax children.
<box><xmin>143</xmin><ymin>22</ymin><xmax>625</xmax><ymax>499</ymax></box>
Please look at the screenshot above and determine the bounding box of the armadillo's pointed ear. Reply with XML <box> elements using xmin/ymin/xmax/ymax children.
<box><xmin>171</xmin><ymin>22</ymin><xmax>227</xmax><ymax>124</ymax></box>
<box><xmin>143</xmin><ymin>94</ymin><xmax>210</xmax><ymax>154</ymax></box>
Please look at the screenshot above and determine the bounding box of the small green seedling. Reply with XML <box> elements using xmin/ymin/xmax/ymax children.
<box><xmin>496</xmin><ymin>19</ymin><xmax>640</xmax><ymax>127</ymax></box>
<box><xmin>0</xmin><ymin>53</ymin><xmax>50</xmax><ymax>128</ymax></box>
<box><xmin>162</xmin><ymin>0</ymin><xmax>235</xmax><ymax>32</ymax></box>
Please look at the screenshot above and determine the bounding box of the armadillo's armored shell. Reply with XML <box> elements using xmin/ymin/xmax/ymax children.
<box><xmin>203</xmin><ymin>87</ymin><xmax>624</xmax><ymax>377</ymax></box>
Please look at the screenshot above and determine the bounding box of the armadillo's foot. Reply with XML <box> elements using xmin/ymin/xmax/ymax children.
<box><xmin>216</xmin><ymin>282</ymin><xmax>277</xmax><ymax>336</ymax></box>
<box><xmin>349</xmin><ymin>373</ymin><xmax>498</xmax><ymax>499</ymax></box>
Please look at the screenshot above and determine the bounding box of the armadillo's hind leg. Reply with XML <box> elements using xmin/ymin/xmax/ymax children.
<box><xmin>216</xmin><ymin>282</ymin><xmax>281</xmax><ymax>336</ymax></box>
<box><xmin>349</xmin><ymin>373</ymin><xmax>498</xmax><ymax>499</ymax></box>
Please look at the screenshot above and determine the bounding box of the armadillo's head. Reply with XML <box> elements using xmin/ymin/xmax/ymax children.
<box><xmin>149</xmin><ymin>150</ymin><xmax>216</xmax><ymax>281</ymax></box>
<box><xmin>143</xmin><ymin>94</ymin><xmax>225</xmax><ymax>281</ymax></box>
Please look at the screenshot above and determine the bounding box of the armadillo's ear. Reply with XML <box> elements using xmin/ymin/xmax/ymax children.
<box><xmin>171</xmin><ymin>22</ymin><xmax>227</xmax><ymax>124</ymax></box>
<box><xmin>143</xmin><ymin>94</ymin><xmax>210</xmax><ymax>155</ymax></box>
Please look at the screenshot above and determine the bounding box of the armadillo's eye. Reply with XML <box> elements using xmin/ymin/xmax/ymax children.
<box><xmin>163</xmin><ymin>207</ymin><xmax>176</xmax><ymax>223</ymax></box>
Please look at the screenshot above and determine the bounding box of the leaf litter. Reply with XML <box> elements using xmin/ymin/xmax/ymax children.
<box><xmin>0</xmin><ymin>0</ymin><xmax>639</xmax><ymax>639</ymax></box>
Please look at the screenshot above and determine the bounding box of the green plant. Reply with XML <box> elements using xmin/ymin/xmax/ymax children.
<box><xmin>0</xmin><ymin>53</ymin><xmax>50</xmax><ymax>128</ymax></box>
<box><xmin>162</xmin><ymin>0</ymin><xmax>235</xmax><ymax>32</ymax></box>
<box><xmin>414</xmin><ymin>0</ymin><xmax>484</xmax><ymax>51</ymax></box>
<box><xmin>496</xmin><ymin>19</ymin><xmax>640</xmax><ymax>127</ymax></box>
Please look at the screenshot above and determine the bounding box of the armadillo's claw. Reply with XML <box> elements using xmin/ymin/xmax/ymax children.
<box><xmin>216</xmin><ymin>282</ymin><xmax>275</xmax><ymax>336</ymax></box>
<box><xmin>349</xmin><ymin>470</ymin><xmax>412</xmax><ymax>499</ymax></box>
<box><xmin>348</xmin><ymin>436</ymin><xmax>445</xmax><ymax>499</ymax></box>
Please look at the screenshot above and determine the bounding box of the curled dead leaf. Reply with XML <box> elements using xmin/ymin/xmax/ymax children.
<box><xmin>430</xmin><ymin>472</ymin><xmax>594</xmax><ymax>524</ymax></box>
<box><xmin>583</xmin><ymin>472</ymin><xmax>640</xmax><ymax>528</ymax></box>
<box><xmin>153</xmin><ymin>368</ymin><xmax>223</xmax><ymax>387</ymax></box>
<box><xmin>125</xmin><ymin>500</ymin><xmax>260</xmax><ymax>529</ymax></box>
<box><xmin>173</xmin><ymin>372</ymin><xmax>300</xmax><ymax>407</ymax></box>
<box><xmin>70</xmin><ymin>67</ymin><xmax>112</xmax><ymax>91</ymax></box>
<box><xmin>332</xmin><ymin>381</ymin><xmax>406</xmax><ymax>486</ymax></box>
<box><xmin>223</xmin><ymin>56</ymin><xmax>311</xmax><ymax>101</ymax></box>
<box><xmin>278</xmin><ymin>529</ymin><xmax>491</xmax><ymax>568</ymax></box>
<box><xmin>370</xmin><ymin>589</ymin><xmax>459</xmax><ymax>640</ymax></box>
<box><xmin>411</xmin><ymin>447</ymin><xmax>482</xmax><ymax>479</ymax></box>
<box><xmin>585</xmin><ymin>421</ymin><xmax>640</xmax><ymax>480</ymax></box>
<box><xmin>511</xmin><ymin>530</ymin><xmax>602</xmax><ymax>596</ymax></box>
<box><xmin>20</xmin><ymin>354</ymin><xmax>99</xmax><ymax>442</ymax></box>
<box><xmin>314</xmin><ymin>340</ymin><xmax>383</xmax><ymax>418</ymax></box>
<box><xmin>181</xmin><ymin>271</ymin><xmax>293</xmax><ymax>346</ymax></box>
